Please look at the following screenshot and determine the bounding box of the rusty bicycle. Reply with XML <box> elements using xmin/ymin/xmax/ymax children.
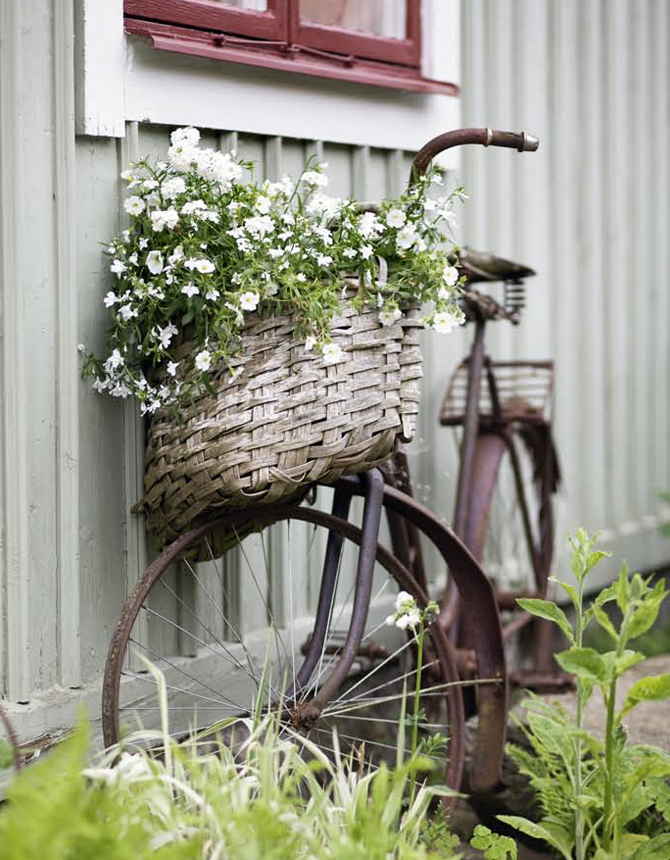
<box><xmin>101</xmin><ymin>128</ymin><xmax>555</xmax><ymax>796</ymax></box>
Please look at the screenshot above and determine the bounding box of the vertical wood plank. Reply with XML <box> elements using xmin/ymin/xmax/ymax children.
<box><xmin>54</xmin><ymin>0</ymin><xmax>82</xmax><ymax>688</ymax></box>
<box><xmin>0</xmin><ymin>0</ymin><xmax>31</xmax><ymax>700</ymax></box>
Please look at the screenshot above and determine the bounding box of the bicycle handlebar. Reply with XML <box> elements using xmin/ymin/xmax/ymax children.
<box><xmin>410</xmin><ymin>127</ymin><xmax>539</xmax><ymax>184</ymax></box>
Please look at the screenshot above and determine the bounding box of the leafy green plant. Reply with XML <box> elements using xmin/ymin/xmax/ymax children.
<box><xmin>501</xmin><ymin>529</ymin><xmax>670</xmax><ymax>860</ymax></box>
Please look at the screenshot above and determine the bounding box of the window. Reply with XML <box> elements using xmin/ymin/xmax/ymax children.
<box><xmin>124</xmin><ymin>0</ymin><xmax>457</xmax><ymax>95</ymax></box>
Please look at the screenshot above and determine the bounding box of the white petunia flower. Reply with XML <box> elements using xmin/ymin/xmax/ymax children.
<box><xmin>110</xmin><ymin>259</ymin><xmax>127</xmax><ymax>276</ymax></box>
<box><xmin>322</xmin><ymin>343</ymin><xmax>345</xmax><ymax>365</ymax></box>
<box><xmin>195</xmin><ymin>258</ymin><xmax>215</xmax><ymax>274</ymax></box>
<box><xmin>358</xmin><ymin>211</ymin><xmax>384</xmax><ymax>239</ymax></box>
<box><xmin>168</xmin><ymin>245</ymin><xmax>184</xmax><ymax>266</ymax></box>
<box><xmin>161</xmin><ymin>177</ymin><xmax>186</xmax><ymax>199</ymax></box>
<box><xmin>170</xmin><ymin>126</ymin><xmax>200</xmax><ymax>148</ymax></box>
<box><xmin>396</xmin><ymin>224</ymin><xmax>418</xmax><ymax>250</ymax></box>
<box><xmin>145</xmin><ymin>250</ymin><xmax>164</xmax><ymax>275</ymax></box>
<box><xmin>150</xmin><ymin>207</ymin><xmax>179</xmax><ymax>232</ymax></box>
<box><xmin>104</xmin><ymin>291</ymin><xmax>119</xmax><ymax>307</ymax></box>
<box><xmin>301</xmin><ymin>170</ymin><xmax>328</xmax><ymax>188</ymax></box>
<box><xmin>239</xmin><ymin>291</ymin><xmax>260</xmax><ymax>311</ymax></box>
<box><xmin>181</xmin><ymin>199</ymin><xmax>207</xmax><ymax>216</ymax></box>
<box><xmin>142</xmin><ymin>179</ymin><xmax>159</xmax><ymax>191</ymax></box>
<box><xmin>378</xmin><ymin>308</ymin><xmax>402</xmax><ymax>327</ymax></box>
<box><xmin>304</xmin><ymin>336</ymin><xmax>316</xmax><ymax>352</ymax></box>
<box><xmin>123</xmin><ymin>195</ymin><xmax>145</xmax><ymax>216</ymax></box>
<box><xmin>386</xmin><ymin>208</ymin><xmax>406</xmax><ymax>229</ymax></box>
<box><xmin>167</xmin><ymin>361</ymin><xmax>179</xmax><ymax>377</ymax></box>
<box><xmin>244</xmin><ymin>215</ymin><xmax>274</xmax><ymax>237</ymax></box>
<box><xmin>255</xmin><ymin>195</ymin><xmax>271</xmax><ymax>214</ymax></box>
<box><xmin>433</xmin><ymin>309</ymin><xmax>464</xmax><ymax>334</ymax></box>
<box><xmin>181</xmin><ymin>283</ymin><xmax>199</xmax><ymax>298</ymax></box>
<box><xmin>443</xmin><ymin>265</ymin><xmax>459</xmax><ymax>286</ymax></box>
<box><xmin>120</xmin><ymin>169</ymin><xmax>137</xmax><ymax>182</ymax></box>
<box><xmin>195</xmin><ymin>350</ymin><xmax>211</xmax><ymax>372</ymax></box>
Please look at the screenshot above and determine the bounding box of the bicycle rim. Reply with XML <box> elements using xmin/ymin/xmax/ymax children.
<box><xmin>102</xmin><ymin>505</ymin><xmax>463</xmax><ymax>785</ymax></box>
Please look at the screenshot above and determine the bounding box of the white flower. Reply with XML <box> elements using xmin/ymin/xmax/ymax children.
<box><xmin>304</xmin><ymin>336</ymin><xmax>316</xmax><ymax>352</ymax></box>
<box><xmin>167</xmin><ymin>361</ymin><xmax>179</xmax><ymax>377</ymax></box>
<box><xmin>77</xmin><ymin>343</ymin><xmax>86</xmax><ymax>353</ymax></box>
<box><xmin>239</xmin><ymin>291</ymin><xmax>260</xmax><ymax>311</ymax></box>
<box><xmin>181</xmin><ymin>199</ymin><xmax>207</xmax><ymax>216</ymax></box>
<box><xmin>118</xmin><ymin>304</ymin><xmax>138</xmax><ymax>321</ymax></box>
<box><xmin>167</xmin><ymin>142</ymin><xmax>199</xmax><ymax>172</ymax></box>
<box><xmin>396</xmin><ymin>224</ymin><xmax>418</xmax><ymax>250</ymax></box>
<box><xmin>195</xmin><ymin>350</ymin><xmax>211</xmax><ymax>372</ymax></box>
<box><xmin>181</xmin><ymin>283</ymin><xmax>199</xmax><ymax>298</ymax></box>
<box><xmin>170</xmin><ymin>126</ymin><xmax>200</xmax><ymax>148</ymax></box>
<box><xmin>138</xmin><ymin>237</ymin><xmax>149</xmax><ymax>249</ymax></box>
<box><xmin>92</xmin><ymin>377</ymin><xmax>108</xmax><ymax>393</ymax></box>
<box><xmin>266</xmin><ymin>281</ymin><xmax>278</xmax><ymax>296</ymax></box>
<box><xmin>161</xmin><ymin>176</ymin><xmax>186</xmax><ymax>199</ymax></box>
<box><xmin>127</xmin><ymin>252</ymin><xmax>138</xmax><ymax>266</ymax></box>
<box><xmin>296</xmin><ymin>273</ymin><xmax>307</xmax><ymax>282</ymax></box>
<box><xmin>316</xmin><ymin>254</ymin><xmax>333</xmax><ymax>267</ymax></box>
<box><xmin>145</xmin><ymin>250</ymin><xmax>164</xmax><ymax>274</ymax></box>
<box><xmin>104</xmin><ymin>291</ymin><xmax>119</xmax><ymax>307</ymax></box>
<box><xmin>358</xmin><ymin>211</ymin><xmax>384</xmax><ymax>239</ymax></box>
<box><xmin>360</xmin><ymin>244</ymin><xmax>373</xmax><ymax>260</ymax></box>
<box><xmin>110</xmin><ymin>381</ymin><xmax>131</xmax><ymax>399</ymax></box>
<box><xmin>110</xmin><ymin>259</ymin><xmax>127</xmax><ymax>276</ymax></box>
<box><xmin>443</xmin><ymin>265</ymin><xmax>459</xmax><ymax>286</ymax></box>
<box><xmin>142</xmin><ymin>179</ymin><xmax>159</xmax><ymax>191</ymax></box>
<box><xmin>157</xmin><ymin>323</ymin><xmax>178</xmax><ymax>349</ymax></box>
<box><xmin>433</xmin><ymin>309</ymin><xmax>464</xmax><ymax>334</ymax></box>
<box><xmin>150</xmin><ymin>207</ymin><xmax>179</xmax><ymax>232</ymax></box>
<box><xmin>123</xmin><ymin>195</ymin><xmax>145</xmax><ymax>216</ymax></box>
<box><xmin>342</xmin><ymin>247</ymin><xmax>357</xmax><ymax>259</ymax></box>
<box><xmin>301</xmin><ymin>170</ymin><xmax>328</xmax><ymax>188</ymax></box>
<box><xmin>255</xmin><ymin>195</ymin><xmax>271</xmax><ymax>214</ymax></box>
<box><xmin>168</xmin><ymin>245</ymin><xmax>184</xmax><ymax>266</ymax></box>
<box><xmin>322</xmin><ymin>343</ymin><xmax>345</xmax><ymax>365</ymax></box>
<box><xmin>244</xmin><ymin>215</ymin><xmax>274</xmax><ymax>237</ymax></box>
<box><xmin>385</xmin><ymin>590</ymin><xmax>421</xmax><ymax>630</ymax></box>
<box><xmin>379</xmin><ymin>308</ymin><xmax>402</xmax><ymax>327</ymax></box>
<box><xmin>307</xmin><ymin>194</ymin><xmax>341</xmax><ymax>218</ymax></box>
<box><xmin>205</xmin><ymin>288</ymin><xmax>220</xmax><ymax>301</ymax></box>
<box><xmin>104</xmin><ymin>349</ymin><xmax>124</xmax><ymax>373</ymax></box>
<box><xmin>184</xmin><ymin>257</ymin><xmax>215</xmax><ymax>274</ymax></box>
<box><xmin>386</xmin><ymin>208</ymin><xmax>406</xmax><ymax>229</ymax></box>
<box><xmin>120</xmin><ymin>169</ymin><xmax>136</xmax><ymax>182</ymax></box>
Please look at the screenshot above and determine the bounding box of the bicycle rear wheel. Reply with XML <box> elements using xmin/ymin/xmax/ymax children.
<box><xmin>102</xmin><ymin>503</ymin><xmax>464</xmax><ymax>787</ymax></box>
<box><xmin>460</xmin><ymin>425</ymin><xmax>558</xmax><ymax>666</ymax></box>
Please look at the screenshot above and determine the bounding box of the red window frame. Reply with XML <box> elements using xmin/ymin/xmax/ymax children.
<box><xmin>124</xmin><ymin>0</ymin><xmax>458</xmax><ymax>96</ymax></box>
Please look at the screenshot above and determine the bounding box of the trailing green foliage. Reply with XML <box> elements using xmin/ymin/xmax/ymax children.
<box><xmin>503</xmin><ymin>530</ymin><xmax>670</xmax><ymax>860</ymax></box>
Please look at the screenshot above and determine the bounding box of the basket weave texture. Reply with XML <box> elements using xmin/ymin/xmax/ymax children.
<box><xmin>142</xmin><ymin>301</ymin><xmax>423</xmax><ymax>549</ymax></box>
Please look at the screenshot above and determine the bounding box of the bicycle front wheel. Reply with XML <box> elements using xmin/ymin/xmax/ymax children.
<box><xmin>102</xmin><ymin>504</ymin><xmax>464</xmax><ymax>786</ymax></box>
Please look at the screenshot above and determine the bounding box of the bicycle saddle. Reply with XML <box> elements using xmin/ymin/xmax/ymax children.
<box><xmin>457</xmin><ymin>248</ymin><xmax>536</xmax><ymax>284</ymax></box>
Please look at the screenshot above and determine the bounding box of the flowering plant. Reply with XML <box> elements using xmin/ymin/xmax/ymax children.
<box><xmin>81</xmin><ymin>127</ymin><xmax>465</xmax><ymax>415</ymax></box>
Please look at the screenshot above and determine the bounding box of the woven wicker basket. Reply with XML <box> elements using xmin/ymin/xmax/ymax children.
<box><xmin>141</xmin><ymin>300</ymin><xmax>423</xmax><ymax>549</ymax></box>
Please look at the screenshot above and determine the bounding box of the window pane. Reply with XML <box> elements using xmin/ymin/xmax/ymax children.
<box><xmin>300</xmin><ymin>0</ymin><xmax>406</xmax><ymax>40</ymax></box>
<box><xmin>212</xmin><ymin>0</ymin><xmax>268</xmax><ymax>10</ymax></box>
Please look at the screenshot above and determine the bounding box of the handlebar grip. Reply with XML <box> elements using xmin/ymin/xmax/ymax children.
<box><xmin>410</xmin><ymin>127</ymin><xmax>539</xmax><ymax>183</ymax></box>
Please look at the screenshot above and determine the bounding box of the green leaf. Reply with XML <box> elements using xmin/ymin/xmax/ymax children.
<box><xmin>516</xmin><ymin>598</ymin><xmax>574</xmax><ymax>643</ymax></box>
<box><xmin>549</xmin><ymin>576</ymin><xmax>579</xmax><ymax>611</ymax></box>
<box><xmin>632</xmin><ymin>834</ymin><xmax>670</xmax><ymax>860</ymax></box>
<box><xmin>623</xmin><ymin>673</ymin><xmax>670</xmax><ymax>715</ymax></box>
<box><xmin>555</xmin><ymin>646</ymin><xmax>608</xmax><ymax>683</ymax></box>
<box><xmin>592</xmin><ymin>604</ymin><xmax>618</xmax><ymax>642</ymax></box>
<box><xmin>616</xmin><ymin>650</ymin><xmax>646</xmax><ymax>675</ymax></box>
<box><xmin>497</xmin><ymin>816</ymin><xmax>572</xmax><ymax>860</ymax></box>
<box><xmin>627</xmin><ymin>580</ymin><xmax>668</xmax><ymax>642</ymax></box>
<box><xmin>616</xmin><ymin>563</ymin><xmax>631</xmax><ymax>611</ymax></box>
<box><xmin>622</xmin><ymin>836</ymin><xmax>651</xmax><ymax>860</ymax></box>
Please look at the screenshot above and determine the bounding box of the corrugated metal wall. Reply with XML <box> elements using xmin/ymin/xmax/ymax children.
<box><xmin>459</xmin><ymin>0</ymin><xmax>670</xmax><ymax>582</ymax></box>
<box><xmin>2</xmin><ymin>0</ymin><xmax>669</xmax><ymax>739</ymax></box>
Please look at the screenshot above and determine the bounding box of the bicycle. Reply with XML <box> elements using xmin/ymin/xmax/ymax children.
<box><xmin>101</xmin><ymin>128</ymin><xmax>545</xmax><ymax>796</ymax></box>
